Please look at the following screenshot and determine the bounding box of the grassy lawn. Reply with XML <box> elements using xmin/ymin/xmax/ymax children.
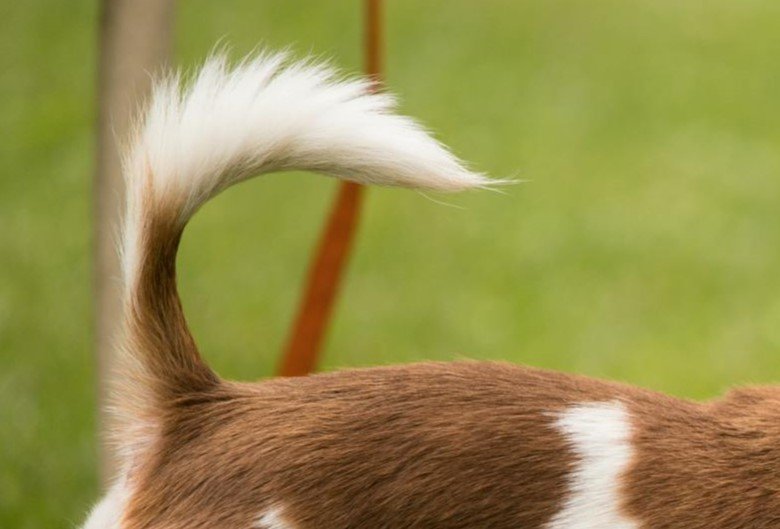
<box><xmin>2</xmin><ymin>0</ymin><xmax>780</xmax><ymax>526</ymax></box>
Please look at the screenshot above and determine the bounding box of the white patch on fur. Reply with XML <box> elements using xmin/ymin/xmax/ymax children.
<box><xmin>546</xmin><ymin>401</ymin><xmax>638</xmax><ymax>529</ymax></box>
<box><xmin>120</xmin><ymin>50</ymin><xmax>490</xmax><ymax>294</ymax></box>
<box><xmin>255</xmin><ymin>506</ymin><xmax>293</xmax><ymax>529</ymax></box>
<box><xmin>80</xmin><ymin>474</ymin><xmax>131</xmax><ymax>529</ymax></box>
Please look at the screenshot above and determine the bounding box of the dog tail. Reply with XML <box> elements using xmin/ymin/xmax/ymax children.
<box><xmin>116</xmin><ymin>51</ymin><xmax>488</xmax><ymax>430</ymax></box>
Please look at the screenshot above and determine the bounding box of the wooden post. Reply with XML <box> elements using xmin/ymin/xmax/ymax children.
<box><xmin>94</xmin><ymin>0</ymin><xmax>175</xmax><ymax>485</ymax></box>
<box><xmin>278</xmin><ymin>0</ymin><xmax>383</xmax><ymax>377</ymax></box>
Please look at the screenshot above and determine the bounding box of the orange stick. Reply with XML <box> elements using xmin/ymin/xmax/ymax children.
<box><xmin>278</xmin><ymin>0</ymin><xmax>383</xmax><ymax>376</ymax></box>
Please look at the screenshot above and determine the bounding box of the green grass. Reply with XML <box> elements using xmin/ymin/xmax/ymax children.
<box><xmin>2</xmin><ymin>0</ymin><xmax>780</xmax><ymax>526</ymax></box>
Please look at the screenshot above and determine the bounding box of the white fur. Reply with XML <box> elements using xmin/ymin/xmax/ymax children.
<box><xmin>255</xmin><ymin>506</ymin><xmax>293</xmax><ymax>529</ymax></box>
<box><xmin>546</xmin><ymin>401</ymin><xmax>638</xmax><ymax>529</ymax></box>
<box><xmin>120</xmin><ymin>51</ymin><xmax>489</xmax><ymax>296</ymax></box>
<box><xmin>80</xmin><ymin>474</ymin><xmax>131</xmax><ymax>529</ymax></box>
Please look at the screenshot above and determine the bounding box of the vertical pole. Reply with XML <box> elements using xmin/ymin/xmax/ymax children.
<box><xmin>365</xmin><ymin>0</ymin><xmax>383</xmax><ymax>82</ymax></box>
<box><xmin>278</xmin><ymin>0</ymin><xmax>383</xmax><ymax>377</ymax></box>
<box><xmin>94</xmin><ymin>0</ymin><xmax>175</xmax><ymax>485</ymax></box>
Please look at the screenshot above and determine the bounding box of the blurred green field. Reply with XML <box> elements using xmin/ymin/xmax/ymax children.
<box><xmin>2</xmin><ymin>0</ymin><xmax>780</xmax><ymax>526</ymax></box>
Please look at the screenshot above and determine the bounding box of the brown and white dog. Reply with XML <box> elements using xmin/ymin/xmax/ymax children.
<box><xmin>82</xmin><ymin>52</ymin><xmax>780</xmax><ymax>529</ymax></box>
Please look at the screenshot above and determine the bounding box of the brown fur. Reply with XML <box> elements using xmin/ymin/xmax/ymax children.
<box><xmin>125</xmin><ymin>188</ymin><xmax>218</xmax><ymax>398</ymax></box>
<box><xmin>124</xmin><ymin>363</ymin><xmax>593</xmax><ymax>528</ymax></box>
<box><xmin>120</xmin><ymin>361</ymin><xmax>780</xmax><ymax>528</ymax></box>
<box><xmin>113</xmin><ymin>168</ymin><xmax>780</xmax><ymax>528</ymax></box>
<box><xmin>625</xmin><ymin>388</ymin><xmax>780</xmax><ymax>528</ymax></box>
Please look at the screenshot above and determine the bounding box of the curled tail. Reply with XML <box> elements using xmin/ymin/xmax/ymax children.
<box><xmin>116</xmin><ymin>51</ymin><xmax>488</xmax><ymax>453</ymax></box>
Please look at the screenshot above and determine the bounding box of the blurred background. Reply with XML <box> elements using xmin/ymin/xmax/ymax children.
<box><xmin>2</xmin><ymin>0</ymin><xmax>780</xmax><ymax>526</ymax></box>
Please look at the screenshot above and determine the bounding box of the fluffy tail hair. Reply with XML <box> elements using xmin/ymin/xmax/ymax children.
<box><xmin>116</xmin><ymin>51</ymin><xmax>488</xmax><ymax>451</ymax></box>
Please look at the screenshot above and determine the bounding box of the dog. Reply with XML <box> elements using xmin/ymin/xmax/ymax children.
<box><xmin>82</xmin><ymin>51</ymin><xmax>780</xmax><ymax>529</ymax></box>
